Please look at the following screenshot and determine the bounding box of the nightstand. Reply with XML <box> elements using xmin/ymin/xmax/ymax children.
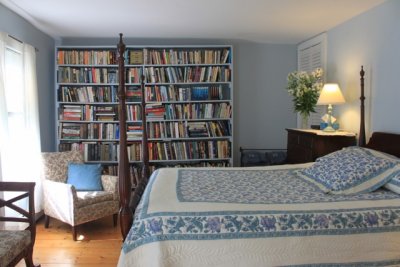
<box><xmin>286</xmin><ymin>128</ymin><xmax>356</xmax><ymax>164</ymax></box>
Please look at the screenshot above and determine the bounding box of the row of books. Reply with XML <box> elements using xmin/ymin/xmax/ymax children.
<box><xmin>59</xmin><ymin>122</ymin><xmax>120</xmax><ymax>140</ymax></box>
<box><xmin>144</xmin><ymin>66</ymin><xmax>231</xmax><ymax>83</ymax></box>
<box><xmin>59</xmin><ymin>86</ymin><xmax>118</xmax><ymax>103</ymax></box>
<box><xmin>60</xmin><ymin>104</ymin><xmax>143</xmax><ymax>121</ymax></box>
<box><xmin>127</xmin><ymin>124</ymin><xmax>143</xmax><ymax>139</ymax></box>
<box><xmin>58</xmin><ymin>67</ymin><xmax>118</xmax><ymax>84</ymax></box>
<box><xmin>126</xmin><ymin>86</ymin><xmax>142</xmax><ymax>102</ymax></box>
<box><xmin>127</xmin><ymin>68</ymin><xmax>143</xmax><ymax>83</ymax></box>
<box><xmin>144</xmin><ymin>48</ymin><xmax>230</xmax><ymax>65</ymax></box>
<box><xmin>145</xmin><ymin>85</ymin><xmax>227</xmax><ymax>102</ymax></box>
<box><xmin>145</xmin><ymin>103</ymin><xmax>232</xmax><ymax>120</ymax></box>
<box><xmin>148</xmin><ymin>140</ymin><xmax>231</xmax><ymax>161</ymax></box>
<box><xmin>164</xmin><ymin>103</ymin><xmax>232</xmax><ymax>119</ymax></box>
<box><xmin>57</xmin><ymin>50</ymin><xmax>117</xmax><ymax>65</ymax></box>
<box><xmin>60</xmin><ymin>105</ymin><xmax>118</xmax><ymax>121</ymax></box>
<box><xmin>126</xmin><ymin>105</ymin><xmax>142</xmax><ymax>121</ymax></box>
<box><xmin>82</xmin><ymin>143</ymin><xmax>142</xmax><ymax>162</ymax></box>
<box><xmin>145</xmin><ymin>103</ymin><xmax>165</xmax><ymax>120</ymax></box>
<box><xmin>147</xmin><ymin>121</ymin><xmax>231</xmax><ymax>138</ymax></box>
<box><xmin>57</xmin><ymin>48</ymin><xmax>230</xmax><ymax>66</ymax></box>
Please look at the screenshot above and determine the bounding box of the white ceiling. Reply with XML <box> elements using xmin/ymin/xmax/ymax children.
<box><xmin>1</xmin><ymin>0</ymin><xmax>385</xmax><ymax>44</ymax></box>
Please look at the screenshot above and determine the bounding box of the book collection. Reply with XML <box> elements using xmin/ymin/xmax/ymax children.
<box><xmin>145</xmin><ymin>85</ymin><xmax>227</xmax><ymax>102</ymax></box>
<box><xmin>57</xmin><ymin>45</ymin><xmax>233</xmax><ymax>178</ymax></box>
<box><xmin>59</xmin><ymin>86</ymin><xmax>118</xmax><ymax>103</ymax></box>
<box><xmin>127</xmin><ymin>124</ymin><xmax>143</xmax><ymax>139</ymax></box>
<box><xmin>144</xmin><ymin>66</ymin><xmax>230</xmax><ymax>83</ymax></box>
<box><xmin>60</xmin><ymin>105</ymin><xmax>118</xmax><ymax>121</ymax></box>
<box><xmin>126</xmin><ymin>105</ymin><xmax>142</xmax><ymax>121</ymax></box>
<box><xmin>144</xmin><ymin>48</ymin><xmax>230</xmax><ymax>65</ymax></box>
<box><xmin>148</xmin><ymin>121</ymin><xmax>231</xmax><ymax>139</ymax></box>
<box><xmin>148</xmin><ymin>140</ymin><xmax>230</xmax><ymax>161</ymax></box>
<box><xmin>126</xmin><ymin>68</ymin><xmax>143</xmax><ymax>83</ymax></box>
<box><xmin>82</xmin><ymin>142</ymin><xmax>142</xmax><ymax>162</ymax></box>
<box><xmin>126</xmin><ymin>86</ymin><xmax>142</xmax><ymax>102</ymax></box>
<box><xmin>58</xmin><ymin>67</ymin><xmax>118</xmax><ymax>84</ymax></box>
<box><xmin>164</xmin><ymin>103</ymin><xmax>232</xmax><ymax>119</ymax></box>
<box><xmin>59</xmin><ymin>122</ymin><xmax>120</xmax><ymax>140</ymax></box>
<box><xmin>57</xmin><ymin>50</ymin><xmax>117</xmax><ymax>65</ymax></box>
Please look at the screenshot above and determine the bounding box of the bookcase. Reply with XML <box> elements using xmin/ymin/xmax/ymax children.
<box><xmin>56</xmin><ymin>45</ymin><xmax>233</xmax><ymax>187</ymax></box>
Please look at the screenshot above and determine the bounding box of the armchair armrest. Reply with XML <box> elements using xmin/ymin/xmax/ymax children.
<box><xmin>101</xmin><ymin>175</ymin><xmax>119</xmax><ymax>201</ymax></box>
<box><xmin>43</xmin><ymin>180</ymin><xmax>77</xmax><ymax>225</ymax></box>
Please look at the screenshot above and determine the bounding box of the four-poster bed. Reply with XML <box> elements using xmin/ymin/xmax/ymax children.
<box><xmin>117</xmin><ymin>35</ymin><xmax>400</xmax><ymax>266</ymax></box>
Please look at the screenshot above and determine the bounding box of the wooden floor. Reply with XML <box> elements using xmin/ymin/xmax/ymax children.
<box><xmin>17</xmin><ymin>216</ymin><xmax>123</xmax><ymax>267</ymax></box>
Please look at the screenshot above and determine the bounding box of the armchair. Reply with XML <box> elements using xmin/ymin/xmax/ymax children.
<box><xmin>0</xmin><ymin>182</ymin><xmax>40</xmax><ymax>267</ymax></box>
<box><xmin>41</xmin><ymin>150</ymin><xmax>119</xmax><ymax>241</ymax></box>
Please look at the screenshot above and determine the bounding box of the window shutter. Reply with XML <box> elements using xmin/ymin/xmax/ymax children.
<box><xmin>297</xmin><ymin>33</ymin><xmax>327</xmax><ymax>128</ymax></box>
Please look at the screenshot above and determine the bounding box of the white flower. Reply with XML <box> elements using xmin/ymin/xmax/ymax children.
<box><xmin>285</xmin><ymin>68</ymin><xmax>324</xmax><ymax>116</ymax></box>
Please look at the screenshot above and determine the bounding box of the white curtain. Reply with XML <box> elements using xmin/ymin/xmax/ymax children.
<box><xmin>0</xmin><ymin>32</ymin><xmax>8</xmax><ymax>182</ymax></box>
<box><xmin>0</xmin><ymin>32</ymin><xmax>5</xmax><ymax>224</ymax></box>
<box><xmin>23</xmin><ymin>43</ymin><xmax>43</xmax><ymax>212</ymax></box>
<box><xmin>0</xmin><ymin>32</ymin><xmax>42</xmax><ymax>212</ymax></box>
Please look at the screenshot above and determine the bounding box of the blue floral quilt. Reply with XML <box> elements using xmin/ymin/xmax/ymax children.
<box><xmin>119</xmin><ymin>165</ymin><xmax>400</xmax><ymax>267</ymax></box>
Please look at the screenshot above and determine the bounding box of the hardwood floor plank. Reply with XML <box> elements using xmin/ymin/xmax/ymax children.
<box><xmin>16</xmin><ymin>216</ymin><xmax>123</xmax><ymax>267</ymax></box>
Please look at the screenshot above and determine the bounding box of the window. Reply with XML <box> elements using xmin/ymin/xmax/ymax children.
<box><xmin>0</xmin><ymin>33</ymin><xmax>42</xmax><ymax>214</ymax></box>
<box><xmin>3</xmin><ymin>38</ymin><xmax>25</xmax><ymax>181</ymax></box>
<box><xmin>297</xmin><ymin>33</ymin><xmax>327</xmax><ymax>128</ymax></box>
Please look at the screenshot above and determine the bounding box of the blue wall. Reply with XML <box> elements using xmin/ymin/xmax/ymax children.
<box><xmin>0</xmin><ymin>3</ymin><xmax>56</xmax><ymax>152</ymax></box>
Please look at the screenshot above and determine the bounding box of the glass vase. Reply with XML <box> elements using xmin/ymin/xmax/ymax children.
<box><xmin>301</xmin><ymin>113</ymin><xmax>309</xmax><ymax>129</ymax></box>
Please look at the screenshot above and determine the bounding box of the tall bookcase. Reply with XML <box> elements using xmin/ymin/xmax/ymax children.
<box><xmin>56</xmin><ymin>45</ymin><xmax>233</xmax><ymax>186</ymax></box>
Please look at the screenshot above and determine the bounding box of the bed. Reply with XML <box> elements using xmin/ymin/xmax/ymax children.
<box><xmin>116</xmin><ymin>35</ymin><xmax>400</xmax><ymax>266</ymax></box>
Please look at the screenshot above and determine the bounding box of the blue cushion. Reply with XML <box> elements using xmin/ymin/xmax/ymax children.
<box><xmin>67</xmin><ymin>163</ymin><xmax>103</xmax><ymax>191</ymax></box>
<box><xmin>296</xmin><ymin>147</ymin><xmax>400</xmax><ymax>195</ymax></box>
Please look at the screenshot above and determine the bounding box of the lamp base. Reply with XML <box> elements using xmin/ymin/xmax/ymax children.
<box><xmin>322</xmin><ymin>125</ymin><xmax>336</xmax><ymax>132</ymax></box>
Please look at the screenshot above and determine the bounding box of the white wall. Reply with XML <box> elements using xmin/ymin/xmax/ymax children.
<box><xmin>326</xmin><ymin>0</ymin><xmax>400</xmax><ymax>139</ymax></box>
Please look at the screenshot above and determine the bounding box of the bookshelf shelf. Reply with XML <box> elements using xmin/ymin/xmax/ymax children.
<box><xmin>56</xmin><ymin>45</ymin><xmax>233</xmax><ymax>185</ymax></box>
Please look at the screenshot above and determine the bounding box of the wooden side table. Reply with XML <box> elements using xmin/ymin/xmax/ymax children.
<box><xmin>286</xmin><ymin>128</ymin><xmax>356</xmax><ymax>164</ymax></box>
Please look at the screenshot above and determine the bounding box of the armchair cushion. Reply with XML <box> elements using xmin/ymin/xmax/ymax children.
<box><xmin>0</xmin><ymin>231</ymin><xmax>31</xmax><ymax>267</ymax></box>
<box><xmin>76</xmin><ymin>191</ymin><xmax>114</xmax><ymax>208</ymax></box>
<box><xmin>67</xmin><ymin>163</ymin><xmax>103</xmax><ymax>191</ymax></box>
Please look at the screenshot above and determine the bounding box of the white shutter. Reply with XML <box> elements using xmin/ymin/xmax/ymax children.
<box><xmin>297</xmin><ymin>33</ymin><xmax>327</xmax><ymax>128</ymax></box>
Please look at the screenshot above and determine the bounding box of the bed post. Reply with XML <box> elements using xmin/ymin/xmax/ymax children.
<box><xmin>140</xmin><ymin>75</ymin><xmax>150</xmax><ymax>181</ymax></box>
<box><xmin>117</xmin><ymin>33</ymin><xmax>132</xmax><ymax>240</ymax></box>
<box><xmin>359</xmin><ymin>66</ymin><xmax>366</xmax><ymax>147</ymax></box>
<box><xmin>129</xmin><ymin>76</ymin><xmax>150</xmax><ymax>210</ymax></box>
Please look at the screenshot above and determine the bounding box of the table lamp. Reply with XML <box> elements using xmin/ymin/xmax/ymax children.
<box><xmin>317</xmin><ymin>83</ymin><xmax>345</xmax><ymax>132</ymax></box>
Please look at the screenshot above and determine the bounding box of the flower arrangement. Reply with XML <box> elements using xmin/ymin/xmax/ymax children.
<box><xmin>286</xmin><ymin>68</ymin><xmax>324</xmax><ymax>122</ymax></box>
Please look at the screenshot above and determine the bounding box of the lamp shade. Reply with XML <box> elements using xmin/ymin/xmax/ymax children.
<box><xmin>317</xmin><ymin>83</ymin><xmax>345</xmax><ymax>105</ymax></box>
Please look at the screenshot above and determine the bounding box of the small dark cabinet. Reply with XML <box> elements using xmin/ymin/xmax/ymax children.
<box><xmin>286</xmin><ymin>128</ymin><xmax>356</xmax><ymax>164</ymax></box>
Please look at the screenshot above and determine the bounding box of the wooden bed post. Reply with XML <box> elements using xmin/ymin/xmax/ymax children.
<box><xmin>359</xmin><ymin>66</ymin><xmax>366</xmax><ymax>147</ymax></box>
<box><xmin>129</xmin><ymin>77</ymin><xmax>150</xmax><ymax>211</ymax></box>
<box><xmin>117</xmin><ymin>33</ymin><xmax>132</xmax><ymax>240</ymax></box>
<box><xmin>140</xmin><ymin>75</ymin><xmax>150</xmax><ymax>181</ymax></box>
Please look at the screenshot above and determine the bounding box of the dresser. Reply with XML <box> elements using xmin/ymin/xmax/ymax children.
<box><xmin>286</xmin><ymin>128</ymin><xmax>356</xmax><ymax>164</ymax></box>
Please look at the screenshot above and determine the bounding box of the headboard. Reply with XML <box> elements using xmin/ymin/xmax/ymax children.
<box><xmin>358</xmin><ymin>66</ymin><xmax>400</xmax><ymax>158</ymax></box>
<box><xmin>366</xmin><ymin>132</ymin><xmax>400</xmax><ymax>158</ymax></box>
